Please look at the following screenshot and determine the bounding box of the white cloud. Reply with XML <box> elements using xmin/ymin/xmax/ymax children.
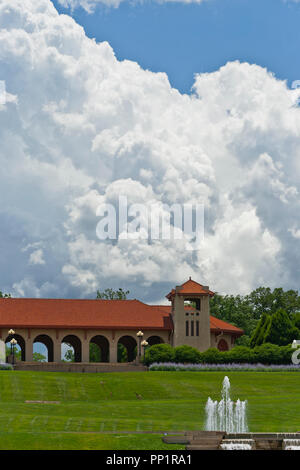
<box><xmin>29</xmin><ymin>249</ymin><xmax>46</xmax><ymax>265</ymax></box>
<box><xmin>289</xmin><ymin>227</ymin><xmax>300</xmax><ymax>239</ymax></box>
<box><xmin>0</xmin><ymin>0</ymin><xmax>300</xmax><ymax>301</ymax></box>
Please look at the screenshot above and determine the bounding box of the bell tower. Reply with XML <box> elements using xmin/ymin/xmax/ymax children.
<box><xmin>166</xmin><ymin>277</ymin><xmax>214</xmax><ymax>351</ymax></box>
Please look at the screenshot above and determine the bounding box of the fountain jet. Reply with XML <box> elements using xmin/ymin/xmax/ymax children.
<box><xmin>205</xmin><ymin>376</ymin><xmax>248</xmax><ymax>433</ymax></box>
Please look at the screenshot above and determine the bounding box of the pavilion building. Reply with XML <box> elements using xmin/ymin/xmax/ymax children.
<box><xmin>0</xmin><ymin>278</ymin><xmax>243</xmax><ymax>363</ymax></box>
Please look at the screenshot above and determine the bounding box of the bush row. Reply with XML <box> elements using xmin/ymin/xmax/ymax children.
<box><xmin>0</xmin><ymin>363</ymin><xmax>12</xmax><ymax>370</ymax></box>
<box><xmin>144</xmin><ymin>343</ymin><xmax>297</xmax><ymax>366</ymax></box>
<box><xmin>149</xmin><ymin>363</ymin><xmax>300</xmax><ymax>372</ymax></box>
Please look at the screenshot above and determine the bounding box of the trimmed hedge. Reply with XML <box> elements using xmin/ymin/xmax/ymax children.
<box><xmin>144</xmin><ymin>343</ymin><xmax>175</xmax><ymax>365</ymax></box>
<box><xmin>144</xmin><ymin>343</ymin><xmax>296</xmax><ymax>365</ymax></box>
<box><xmin>173</xmin><ymin>345</ymin><xmax>201</xmax><ymax>364</ymax></box>
<box><xmin>0</xmin><ymin>363</ymin><xmax>12</xmax><ymax>370</ymax></box>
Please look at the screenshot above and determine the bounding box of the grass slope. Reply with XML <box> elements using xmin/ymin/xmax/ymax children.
<box><xmin>0</xmin><ymin>370</ymin><xmax>299</xmax><ymax>449</ymax></box>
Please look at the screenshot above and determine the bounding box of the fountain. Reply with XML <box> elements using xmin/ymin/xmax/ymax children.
<box><xmin>205</xmin><ymin>376</ymin><xmax>248</xmax><ymax>434</ymax></box>
<box><xmin>283</xmin><ymin>439</ymin><xmax>300</xmax><ymax>450</ymax></box>
<box><xmin>162</xmin><ymin>375</ymin><xmax>300</xmax><ymax>450</ymax></box>
<box><xmin>220</xmin><ymin>440</ymin><xmax>253</xmax><ymax>450</ymax></box>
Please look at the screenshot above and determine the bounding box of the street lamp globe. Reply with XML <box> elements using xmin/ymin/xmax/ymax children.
<box><xmin>8</xmin><ymin>329</ymin><xmax>15</xmax><ymax>335</ymax></box>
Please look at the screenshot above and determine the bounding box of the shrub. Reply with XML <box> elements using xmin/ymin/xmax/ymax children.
<box><xmin>144</xmin><ymin>343</ymin><xmax>175</xmax><ymax>365</ymax></box>
<box><xmin>252</xmin><ymin>342</ymin><xmax>293</xmax><ymax>365</ymax></box>
<box><xmin>199</xmin><ymin>344</ymin><xmax>294</xmax><ymax>365</ymax></box>
<box><xmin>144</xmin><ymin>342</ymin><xmax>296</xmax><ymax>366</ymax></box>
<box><xmin>198</xmin><ymin>348</ymin><xmax>223</xmax><ymax>364</ymax></box>
<box><xmin>149</xmin><ymin>362</ymin><xmax>300</xmax><ymax>372</ymax></box>
<box><xmin>226</xmin><ymin>346</ymin><xmax>255</xmax><ymax>364</ymax></box>
<box><xmin>0</xmin><ymin>363</ymin><xmax>12</xmax><ymax>370</ymax></box>
<box><xmin>174</xmin><ymin>345</ymin><xmax>201</xmax><ymax>364</ymax></box>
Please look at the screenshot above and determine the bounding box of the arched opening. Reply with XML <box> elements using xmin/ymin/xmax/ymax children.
<box><xmin>117</xmin><ymin>336</ymin><xmax>137</xmax><ymax>363</ymax></box>
<box><xmin>147</xmin><ymin>336</ymin><xmax>164</xmax><ymax>346</ymax></box>
<box><xmin>5</xmin><ymin>334</ymin><xmax>26</xmax><ymax>362</ymax></box>
<box><xmin>217</xmin><ymin>339</ymin><xmax>229</xmax><ymax>351</ymax></box>
<box><xmin>61</xmin><ymin>335</ymin><xmax>82</xmax><ymax>362</ymax></box>
<box><xmin>89</xmin><ymin>335</ymin><xmax>109</xmax><ymax>362</ymax></box>
<box><xmin>33</xmin><ymin>335</ymin><xmax>54</xmax><ymax>362</ymax></box>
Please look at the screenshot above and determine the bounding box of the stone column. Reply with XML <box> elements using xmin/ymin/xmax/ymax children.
<box><xmin>110</xmin><ymin>339</ymin><xmax>118</xmax><ymax>363</ymax></box>
<box><xmin>53</xmin><ymin>334</ymin><xmax>61</xmax><ymax>362</ymax></box>
<box><xmin>82</xmin><ymin>339</ymin><xmax>90</xmax><ymax>363</ymax></box>
<box><xmin>25</xmin><ymin>339</ymin><xmax>33</xmax><ymax>362</ymax></box>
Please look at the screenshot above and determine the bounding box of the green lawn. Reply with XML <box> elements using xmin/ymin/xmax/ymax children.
<box><xmin>0</xmin><ymin>370</ymin><xmax>299</xmax><ymax>449</ymax></box>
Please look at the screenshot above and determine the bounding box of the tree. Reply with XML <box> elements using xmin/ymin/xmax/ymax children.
<box><xmin>210</xmin><ymin>286</ymin><xmax>300</xmax><ymax>346</ymax></box>
<box><xmin>96</xmin><ymin>288</ymin><xmax>129</xmax><ymax>300</ymax></box>
<box><xmin>263</xmin><ymin>308</ymin><xmax>299</xmax><ymax>346</ymax></box>
<box><xmin>210</xmin><ymin>293</ymin><xmax>257</xmax><ymax>337</ymax></box>
<box><xmin>0</xmin><ymin>291</ymin><xmax>11</xmax><ymax>298</ymax></box>
<box><xmin>90</xmin><ymin>343</ymin><xmax>101</xmax><ymax>362</ymax></box>
<box><xmin>5</xmin><ymin>345</ymin><xmax>21</xmax><ymax>360</ymax></box>
<box><xmin>64</xmin><ymin>349</ymin><xmax>75</xmax><ymax>362</ymax></box>
<box><xmin>292</xmin><ymin>312</ymin><xmax>300</xmax><ymax>330</ymax></box>
<box><xmin>33</xmin><ymin>352</ymin><xmax>46</xmax><ymax>362</ymax></box>
<box><xmin>246</xmin><ymin>287</ymin><xmax>274</xmax><ymax>318</ymax></box>
<box><xmin>118</xmin><ymin>343</ymin><xmax>128</xmax><ymax>362</ymax></box>
<box><xmin>250</xmin><ymin>313</ymin><xmax>271</xmax><ymax>348</ymax></box>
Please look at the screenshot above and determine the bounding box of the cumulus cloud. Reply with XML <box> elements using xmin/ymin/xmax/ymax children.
<box><xmin>29</xmin><ymin>249</ymin><xmax>46</xmax><ymax>265</ymax></box>
<box><xmin>0</xmin><ymin>0</ymin><xmax>300</xmax><ymax>301</ymax></box>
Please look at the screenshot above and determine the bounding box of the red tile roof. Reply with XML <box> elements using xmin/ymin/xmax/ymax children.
<box><xmin>166</xmin><ymin>278</ymin><xmax>215</xmax><ymax>299</ymax></box>
<box><xmin>209</xmin><ymin>316</ymin><xmax>244</xmax><ymax>335</ymax></box>
<box><xmin>0</xmin><ymin>296</ymin><xmax>243</xmax><ymax>336</ymax></box>
<box><xmin>0</xmin><ymin>298</ymin><xmax>172</xmax><ymax>330</ymax></box>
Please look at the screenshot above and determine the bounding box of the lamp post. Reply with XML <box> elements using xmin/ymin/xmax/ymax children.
<box><xmin>10</xmin><ymin>338</ymin><xmax>17</xmax><ymax>366</ymax></box>
<box><xmin>8</xmin><ymin>329</ymin><xmax>15</xmax><ymax>357</ymax></box>
<box><xmin>141</xmin><ymin>340</ymin><xmax>148</xmax><ymax>363</ymax></box>
<box><xmin>136</xmin><ymin>331</ymin><xmax>144</xmax><ymax>360</ymax></box>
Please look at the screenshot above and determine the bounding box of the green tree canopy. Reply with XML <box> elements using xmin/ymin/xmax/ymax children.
<box><xmin>210</xmin><ymin>286</ymin><xmax>300</xmax><ymax>346</ymax></box>
<box><xmin>0</xmin><ymin>291</ymin><xmax>11</xmax><ymax>298</ymax></box>
<box><xmin>96</xmin><ymin>288</ymin><xmax>129</xmax><ymax>300</ymax></box>
<box><xmin>33</xmin><ymin>352</ymin><xmax>46</xmax><ymax>362</ymax></box>
<box><xmin>263</xmin><ymin>308</ymin><xmax>299</xmax><ymax>346</ymax></box>
<box><xmin>250</xmin><ymin>313</ymin><xmax>272</xmax><ymax>348</ymax></box>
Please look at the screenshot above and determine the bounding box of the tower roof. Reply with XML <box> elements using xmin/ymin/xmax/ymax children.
<box><xmin>166</xmin><ymin>278</ymin><xmax>215</xmax><ymax>299</ymax></box>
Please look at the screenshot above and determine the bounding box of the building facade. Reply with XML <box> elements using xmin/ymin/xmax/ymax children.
<box><xmin>0</xmin><ymin>278</ymin><xmax>243</xmax><ymax>363</ymax></box>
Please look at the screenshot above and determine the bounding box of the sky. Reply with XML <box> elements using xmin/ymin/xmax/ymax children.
<box><xmin>52</xmin><ymin>0</ymin><xmax>300</xmax><ymax>94</ymax></box>
<box><xmin>0</xmin><ymin>0</ymin><xmax>300</xmax><ymax>304</ymax></box>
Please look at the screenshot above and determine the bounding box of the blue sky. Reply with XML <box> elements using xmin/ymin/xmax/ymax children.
<box><xmin>53</xmin><ymin>0</ymin><xmax>300</xmax><ymax>94</ymax></box>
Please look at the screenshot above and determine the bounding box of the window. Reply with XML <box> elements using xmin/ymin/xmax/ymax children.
<box><xmin>186</xmin><ymin>321</ymin><xmax>189</xmax><ymax>336</ymax></box>
<box><xmin>191</xmin><ymin>321</ymin><xmax>194</xmax><ymax>336</ymax></box>
<box><xmin>196</xmin><ymin>321</ymin><xmax>199</xmax><ymax>336</ymax></box>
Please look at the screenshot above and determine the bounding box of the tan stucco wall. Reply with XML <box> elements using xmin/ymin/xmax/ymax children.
<box><xmin>210</xmin><ymin>332</ymin><xmax>235</xmax><ymax>350</ymax></box>
<box><xmin>172</xmin><ymin>293</ymin><xmax>211</xmax><ymax>351</ymax></box>
<box><xmin>0</xmin><ymin>323</ymin><xmax>237</xmax><ymax>362</ymax></box>
<box><xmin>0</xmin><ymin>327</ymin><xmax>170</xmax><ymax>363</ymax></box>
